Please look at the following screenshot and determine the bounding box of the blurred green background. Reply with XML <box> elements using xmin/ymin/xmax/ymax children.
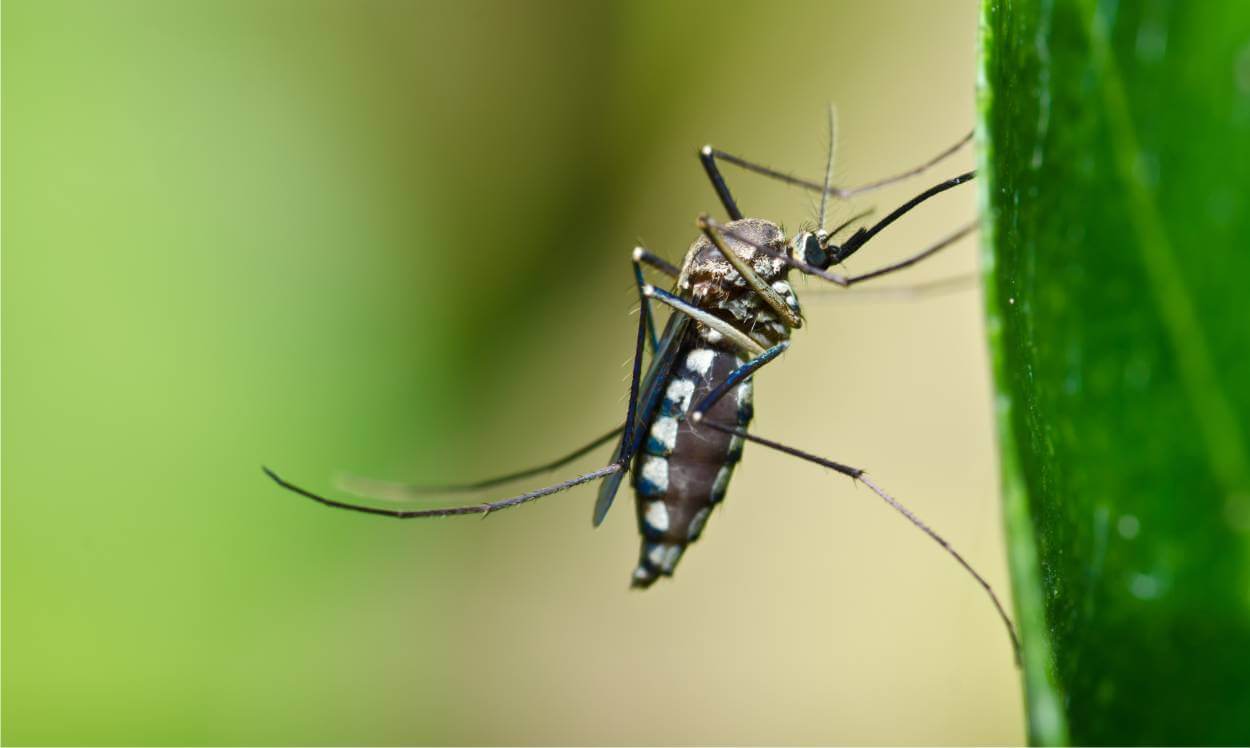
<box><xmin>3</xmin><ymin>1</ymin><xmax>1022</xmax><ymax>743</ymax></box>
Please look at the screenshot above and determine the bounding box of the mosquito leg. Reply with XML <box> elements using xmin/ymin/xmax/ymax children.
<box><xmin>705</xmin><ymin>131</ymin><xmax>972</xmax><ymax>200</ymax></box>
<box><xmin>801</xmin><ymin>273</ymin><xmax>979</xmax><ymax>303</ymax></box>
<box><xmin>633</xmin><ymin>246</ymin><xmax>679</xmax><ymax>353</ymax></box>
<box><xmin>804</xmin><ymin>222</ymin><xmax>976</xmax><ymax>288</ymax></box>
<box><xmin>264</xmin><ymin>286</ymin><xmax>653</xmax><ymax>519</ymax></box>
<box><xmin>594</xmin><ymin>267</ymin><xmax>701</xmax><ymax>525</ymax></box>
<box><xmin>264</xmin><ymin>464</ymin><xmax>623</xmax><ymax>519</ymax></box>
<box><xmin>688</xmin><ymin>342</ymin><xmax>789</xmax><ymax>422</ymax></box>
<box><xmin>834</xmin><ymin>131</ymin><xmax>974</xmax><ymax>199</ymax></box>
<box><xmin>692</xmin><ymin>419</ymin><xmax>1023</xmax><ymax>664</ymax></box>
<box><xmin>642</xmin><ymin>285</ymin><xmax>765</xmax><ymax>356</ymax></box>
<box><xmin>836</xmin><ymin>222</ymin><xmax>977</xmax><ymax>287</ymax></box>
<box><xmin>337</xmin><ymin>424</ymin><xmax>625</xmax><ymax>499</ymax></box>
<box><xmin>699</xmin><ymin>145</ymin><xmax>745</xmax><ymax>220</ymax></box>
<box><xmin>633</xmin><ymin>256</ymin><xmax>658</xmax><ymax>353</ymax></box>
<box><xmin>634</xmin><ymin>247</ymin><xmax>679</xmax><ymax>278</ymax></box>
<box><xmin>697</xmin><ymin>215</ymin><xmax>802</xmax><ymax>330</ymax></box>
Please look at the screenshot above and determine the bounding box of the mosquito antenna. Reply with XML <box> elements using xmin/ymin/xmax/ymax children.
<box><xmin>818</xmin><ymin>103</ymin><xmax>838</xmax><ymax>232</ymax></box>
<box><xmin>694</xmin><ymin>420</ymin><xmax>1022</xmax><ymax>664</ymax></box>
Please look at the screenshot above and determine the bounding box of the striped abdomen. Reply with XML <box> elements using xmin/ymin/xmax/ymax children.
<box><xmin>630</xmin><ymin>341</ymin><xmax>753</xmax><ymax>588</ymax></box>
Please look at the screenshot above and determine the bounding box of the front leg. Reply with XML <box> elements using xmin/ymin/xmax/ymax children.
<box><xmin>642</xmin><ymin>285</ymin><xmax>765</xmax><ymax>357</ymax></box>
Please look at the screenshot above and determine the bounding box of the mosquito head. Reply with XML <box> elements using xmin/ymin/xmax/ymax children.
<box><xmin>793</xmin><ymin>229</ymin><xmax>833</xmax><ymax>270</ymax></box>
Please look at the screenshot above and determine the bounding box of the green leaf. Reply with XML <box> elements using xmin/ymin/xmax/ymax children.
<box><xmin>980</xmin><ymin>0</ymin><xmax>1250</xmax><ymax>743</ymax></box>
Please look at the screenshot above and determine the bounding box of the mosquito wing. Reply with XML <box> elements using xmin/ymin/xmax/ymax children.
<box><xmin>592</xmin><ymin>310</ymin><xmax>690</xmax><ymax>526</ymax></box>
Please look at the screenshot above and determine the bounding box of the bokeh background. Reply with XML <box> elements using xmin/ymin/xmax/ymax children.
<box><xmin>3</xmin><ymin>0</ymin><xmax>1023</xmax><ymax>744</ymax></box>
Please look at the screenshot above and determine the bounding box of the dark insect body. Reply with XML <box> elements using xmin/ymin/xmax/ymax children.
<box><xmin>624</xmin><ymin>219</ymin><xmax>793</xmax><ymax>586</ymax></box>
<box><xmin>265</xmin><ymin>114</ymin><xmax>1022</xmax><ymax>661</ymax></box>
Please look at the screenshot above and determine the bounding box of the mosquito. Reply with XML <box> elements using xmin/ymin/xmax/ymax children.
<box><xmin>264</xmin><ymin>109</ymin><xmax>1021</xmax><ymax>661</ymax></box>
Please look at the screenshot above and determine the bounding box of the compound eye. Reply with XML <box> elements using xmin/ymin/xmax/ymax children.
<box><xmin>800</xmin><ymin>232</ymin><xmax>828</xmax><ymax>268</ymax></box>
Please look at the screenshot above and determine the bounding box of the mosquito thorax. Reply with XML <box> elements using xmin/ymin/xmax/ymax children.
<box><xmin>686</xmin><ymin>217</ymin><xmax>789</xmax><ymax>294</ymax></box>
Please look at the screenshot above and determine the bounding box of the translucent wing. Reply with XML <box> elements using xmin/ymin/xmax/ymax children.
<box><xmin>592</xmin><ymin>311</ymin><xmax>691</xmax><ymax>526</ymax></box>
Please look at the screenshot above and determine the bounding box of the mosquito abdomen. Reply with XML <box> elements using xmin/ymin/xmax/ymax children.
<box><xmin>630</xmin><ymin>343</ymin><xmax>753</xmax><ymax>588</ymax></box>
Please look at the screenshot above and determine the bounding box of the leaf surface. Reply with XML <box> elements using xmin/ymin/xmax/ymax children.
<box><xmin>980</xmin><ymin>0</ymin><xmax>1250</xmax><ymax>743</ymax></box>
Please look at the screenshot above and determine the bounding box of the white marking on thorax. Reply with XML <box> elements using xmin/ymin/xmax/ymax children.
<box><xmin>771</xmin><ymin>279</ymin><xmax>801</xmax><ymax>314</ymax></box>
<box><xmin>720</xmin><ymin>296</ymin><xmax>754</xmax><ymax>321</ymax></box>
<box><xmin>754</xmin><ymin>254</ymin><xmax>784</xmax><ymax>276</ymax></box>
